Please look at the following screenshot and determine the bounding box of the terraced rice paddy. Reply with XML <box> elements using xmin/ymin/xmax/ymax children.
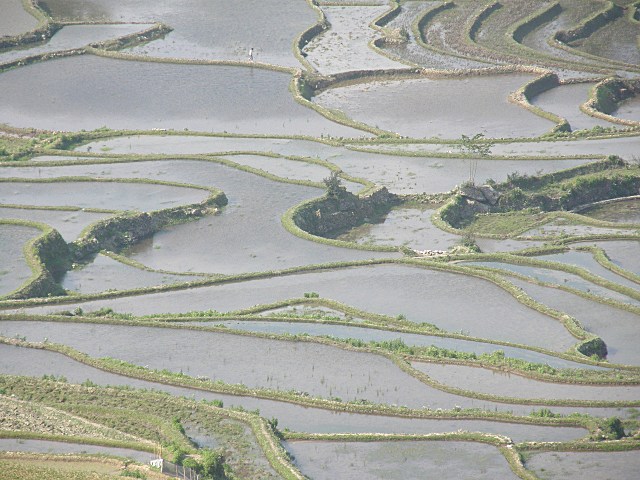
<box><xmin>1</xmin><ymin>0</ymin><xmax>639</xmax><ymax>479</ymax></box>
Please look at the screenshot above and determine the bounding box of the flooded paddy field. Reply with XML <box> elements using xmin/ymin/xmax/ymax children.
<box><xmin>414</xmin><ymin>362</ymin><xmax>640</xmax><ymax>402</ymax></box>
<box><xmin>62</xmin><ymin>253</ymin><xmax>200</xmax><ymax>294</ymax></box>
<box><xmin>285</xmin><ymin>440</ymin><xmax>520</xmax><ymax>480</ymax></box>
<box><xmin>530</xmin><ymin>83</ymin><xmax>618</xmax><ymax>131</ymax></box>
<box><xmin>576</xmin><ymin>240</ymin><xmax>640</xmax><ymax>275</ymax></box>
<box><xmin>0</xmin><ymin>320</ymin><xmax>579</xmax><ymax>410</ymax></box>
<box><xmin>336</xmin><ymin>206</ymin><xmax>461</xmax><ymax>250</ymax></box>
<box><xmin>0</xmin><ymin>344</ymin><xmax>596</xmax><ymax>439</ymax></box>
<box><xmin>314</xmin><ymin>75</ymin><xmax>555</xmax><ymax>139</ymax></box>
<box><xmin>580</xmin><ymin>198</ymin><xmax>640</xmax><ymax>224</ymax></box>
<box><xmin>6</xmin><ymin>264</ymin><xmax>579</xmax><ymax>351</ymax></box>
<box><xmin>0</xmin><ymin>224</ymin><xmax>39</xmax><ymax>297</ymax></box>
<box><xmin>328</xmin><ymin>151</ymin><xmax>593</xmax><ymax>195</ymax></box>
<box><xmin>508</xmin><ymin>278</ymin><xmax>640</xmax><ymax>366</ymax></box>
<box><xmin>186</xmin><ymin>319</ymin><xmax>602</xmax><ymax>370</ymax></box>
<box><xmin>525</xmin><ymin>450</ymin><xmax>640</xmax><ymax>480</ymax></box>
<box><xmin>0</xmin><ymin>24</ymin><xmax>152</xmax><ymax>65</ymax></box>
<box><xmin>2</xmin><ymin>0</ymin><xmax>640</xmax><ymax>477</ymax></box>
<box><xmin>0</xmin><ymin>179</ymin><xmax>209</xmax><ymax>211</ymax></box>
<box><xmin>0</xmin><ymin>0</ymin><xmax>38</xmax><ymax>36</ymax></box>
<box><xmin>0</xmin><ymin>55</ymin><xmax>361</xmax><ymax>137</ymax></box>
<box><xmin>467</xmin><ymin>260</ymin><xmax>640</xmax><ymax>308</ymax></box>
<box><xmin>613</xmin><ymin>96</ymin><xmax>640</xmax><ymax>123</ymax></box>
<box><xmin>0</xmin><ymin>439</ymin><xmax>154</xmax><ymax>464</ymax></box>
<box><xmin>0</xmin><ymin>207</ymin><xmax>111</xmax><ymax>242</ymax></box>
<box><xmin>42</xmin><ymin>0</ymin><xmax>314</xmax><ymax>67</ymax></box>
<box><xmin>303</xmin><ymin>5</ymin><xmax>405</xmax><ymax>74</ymax></box>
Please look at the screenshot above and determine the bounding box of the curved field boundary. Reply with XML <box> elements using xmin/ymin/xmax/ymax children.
<box><xmin>0</xmin><ymin>255</ymin><xmax>624</xmax><ymax>367</ymax></box>
<box><xmin>508</xmin><ymin>73</ymin><xmax>571</xmax><ymax>132</ymax></box>
<box><xmin>554</xmin><ymin>1</ymin><xmax>623</xmax><ymax>45</ymax></box>
<box><xmin>511</xmin><ymin>2</ymin><xmax>562</xmax><ymax>43</ymax></box>
<box><xmin>4</xmin><ymin>336</ymin><xmax>636</xmax><ymax>429</ymax></box>
<box><xmin>293</xmin><ymin>0</ymin><xmax>330</xmax><ymax>73</ymax></box>
<box><xmin>0</xmin><ymin>219</ymin><xmax>69</xmax><ymax>300</ymax></box>
<box><xmin>581</xmin><ymin>78</ymin><xmax>640</xmax><ymax>127</ymax></box>
<box><xmin>0</xmin><ymin>0</ymin><xmax>59</xmax><ymax>50</ymax></box>
<box><xmin>283</xmin><ymin>431</ymin><xmax>539</xmax><ymax>480</ymax></box>
<box><xmin>0</xmin><ymin>375</ymin><xmax>306</xmax><ymax>480</ymax></box>
<box><xmin>468</xmin><ymin>1</ymin><xmax>502</xmax><ymax>43</ymax></box>
<box><xmin>550</xmin><ymin>1</ymin><xmax>640</xmax><ymax>73</ymax></box>
<box><xmin>0</xmin><ymin>23</ymin><xmax>172</xmax><ymax>75</ymax></box>
<box><xmin>0</xmin><ymin>176</ymin><xmax>226</xmax><ymax>296</ymax></box>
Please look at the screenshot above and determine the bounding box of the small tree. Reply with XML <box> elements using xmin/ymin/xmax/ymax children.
<box><xmin>323</xmin><ymin>171</ymin><xmax>345</xmax><ymax>198</ymax></box>
<box><xmin>458</xmin><ymin>133</ymin><xmax>494</xmax><ymax>185</ymax></box>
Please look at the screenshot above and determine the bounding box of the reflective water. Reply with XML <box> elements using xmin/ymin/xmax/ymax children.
<box><xmin>530</xmin><ymin>83</ymin><xmax>617</xmax><ymax>131</ymax></box>
<box><xmin>0</xmin><ymin>224</ymin><xmax>38</xmax><ymax>297</ymax></box>
<box><xmin>4</xmin><ymin>264</ymin><xmax>578</xmax><ymax>351</ymax></box>
<box><xmin>0</xmin><ymin>55</ymin><xmax>363</xmax><ymax>137</ymax></box>
<box><xmin>0</xmin><ymin>438</ymin><xmax>154</xmax><ymax>463</ymax></box>
<box><xmin>314</xmin><ymin>75</ymin><xmax>555</xmax><ymax>139</ymax></box>
<box><xmin>62</xmin><ymin>253</ymin><xmax>201</xmax><ymax>293</ymax></box>
<box><xmin>0</xmin><ymin>344</ymin><xmax>593</xmax><ymax>439</ymax></box>
<box><xmin>414</xmin><ymin>362</ymin><xmax>640</xmax><ymax>402</ymax></box>
<box><xmin>0</xmin><ymin>207</ymin><xmax>111</xmax><ymax>242</ymax></box>
<box><xmin>0</xmin><ymin>180</ymin><xmax>208</xmax><ymax>211</ymax></box>
<box><xmin>509</xmin><ymin>278</ymin><xmax>640</xmax><ymax>365</ymax></box>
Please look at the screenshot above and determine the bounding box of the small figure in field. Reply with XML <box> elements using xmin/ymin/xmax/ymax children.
<box><xmin>248</xmin><ymin>47</ymin><xmax>254</xmax><ymax>62</ymax></box>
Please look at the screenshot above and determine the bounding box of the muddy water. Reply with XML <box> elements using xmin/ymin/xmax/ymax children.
<box><xmin>0</xmin><ymin>207</ymin><xmax>111</xmax><ymax>242</ymax></box>
<box><xmin>0</xmin><ymin>225</ymin><xmax>38</xmax><ymax>297</ymax></box>
<box><xmin>0</xmin><ymin>180</ymin><xmax>208</xmax><ymax>211</ymax></box>
<box><xmin>508</xmin><ymin>278</ymin><xmax>640</xmax><ymax>366</ymax></box>
<box><xmin>581</xmin><ymin>198</ymin><xmax>640</xmax><ymax>224</ymax></box>
<box><xmin>0</xmin><ymin>0</ymin><xmax>37</xmax><ymax>37</ymax></box>
<box><xmin>285</xmin><ymin>440</ymin><xmax>520</xmax><ymax>480</ymax></box>
<box><xmin>525</xmin><ymin>450</ymin><xmax>640</xmax><ymax>480</ymax></box>
<box><xmin>62</xmin><ymin>254</ymin><xmax>200</xmax><ymax>294</ymax></box>
<box><xmin>328</xmin><ymin>151</ymin><xmax>593</xmax><ymax>195</ymax></box>
<box><xmin>6</xmin><ymin>264</ymin><xmax>579</xmax><ymax>351</ymax></box>
<box><xmin>0</xmin><ymin>439</ymin><xmax>153</xmax><ymax>463</ymax></box>
<box><xmin>303</xmin><ymin>6</ymin><xmax>405</xmax><ymax>74</ymax></box>
<box><xmin>530</xmin><ymin>83</ymin><xmax>617</xmax><ymax>131</ymax></box>
<box><xmin>468</xmin><ymin>261</ymin><xmax>640</xmax><ymax>308</ymax></box>
<box><xmin>193</xmin><ymin>320</ymin><xmax>602</xmax><ymax>370</ymax></box>
<box><xmin>0</xmin><ymin>24</ymin><xmax>152</xmax><ymax>64</ymax></box>
<box><xmin>522</xmin><ymin>222</ymin><xmax>632</xmax><ymax>238</ymax></box>
<box><xmin>337</xmin><ymin>207</ymin><xmax>461</xmax><ymax>250</ymax></box>
<box><xmin>0</xmin><ymin>344</ymin><xmax>595</xmax><ymax>438</ymax></box>
<box><xmin>474</xmin><ymin>237</ymin><xmax>544</xmax><ymax>253</ymax></box>
<box><xmin>0</xmin><ymin>55</ymin><xmax>362</xmax><ymax>137</ymax></box>
<box><xmin>314</xmin><ymin>75</ymin><xmax>555</xmax><ymax>139</ymax></box>
<box><xmin>413</xmin><ymin>362</ymin><xmax>640</xmax><ymax>402</ymax></box>
<box><xmin>0</xmin><ymin>161</ymin><xmax>398</xmax><ymax>275</ymax></box>
<box><xmin>219</xmin><ymin>154</ymin><xmax>333</xmax><ymax>185</ymax></box>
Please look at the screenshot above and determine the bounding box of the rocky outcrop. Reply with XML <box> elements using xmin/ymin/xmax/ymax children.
<box><xmin>294</xmin><ymin>187</ymin><xmax>400</xmax><ymax>237</ymax></box>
